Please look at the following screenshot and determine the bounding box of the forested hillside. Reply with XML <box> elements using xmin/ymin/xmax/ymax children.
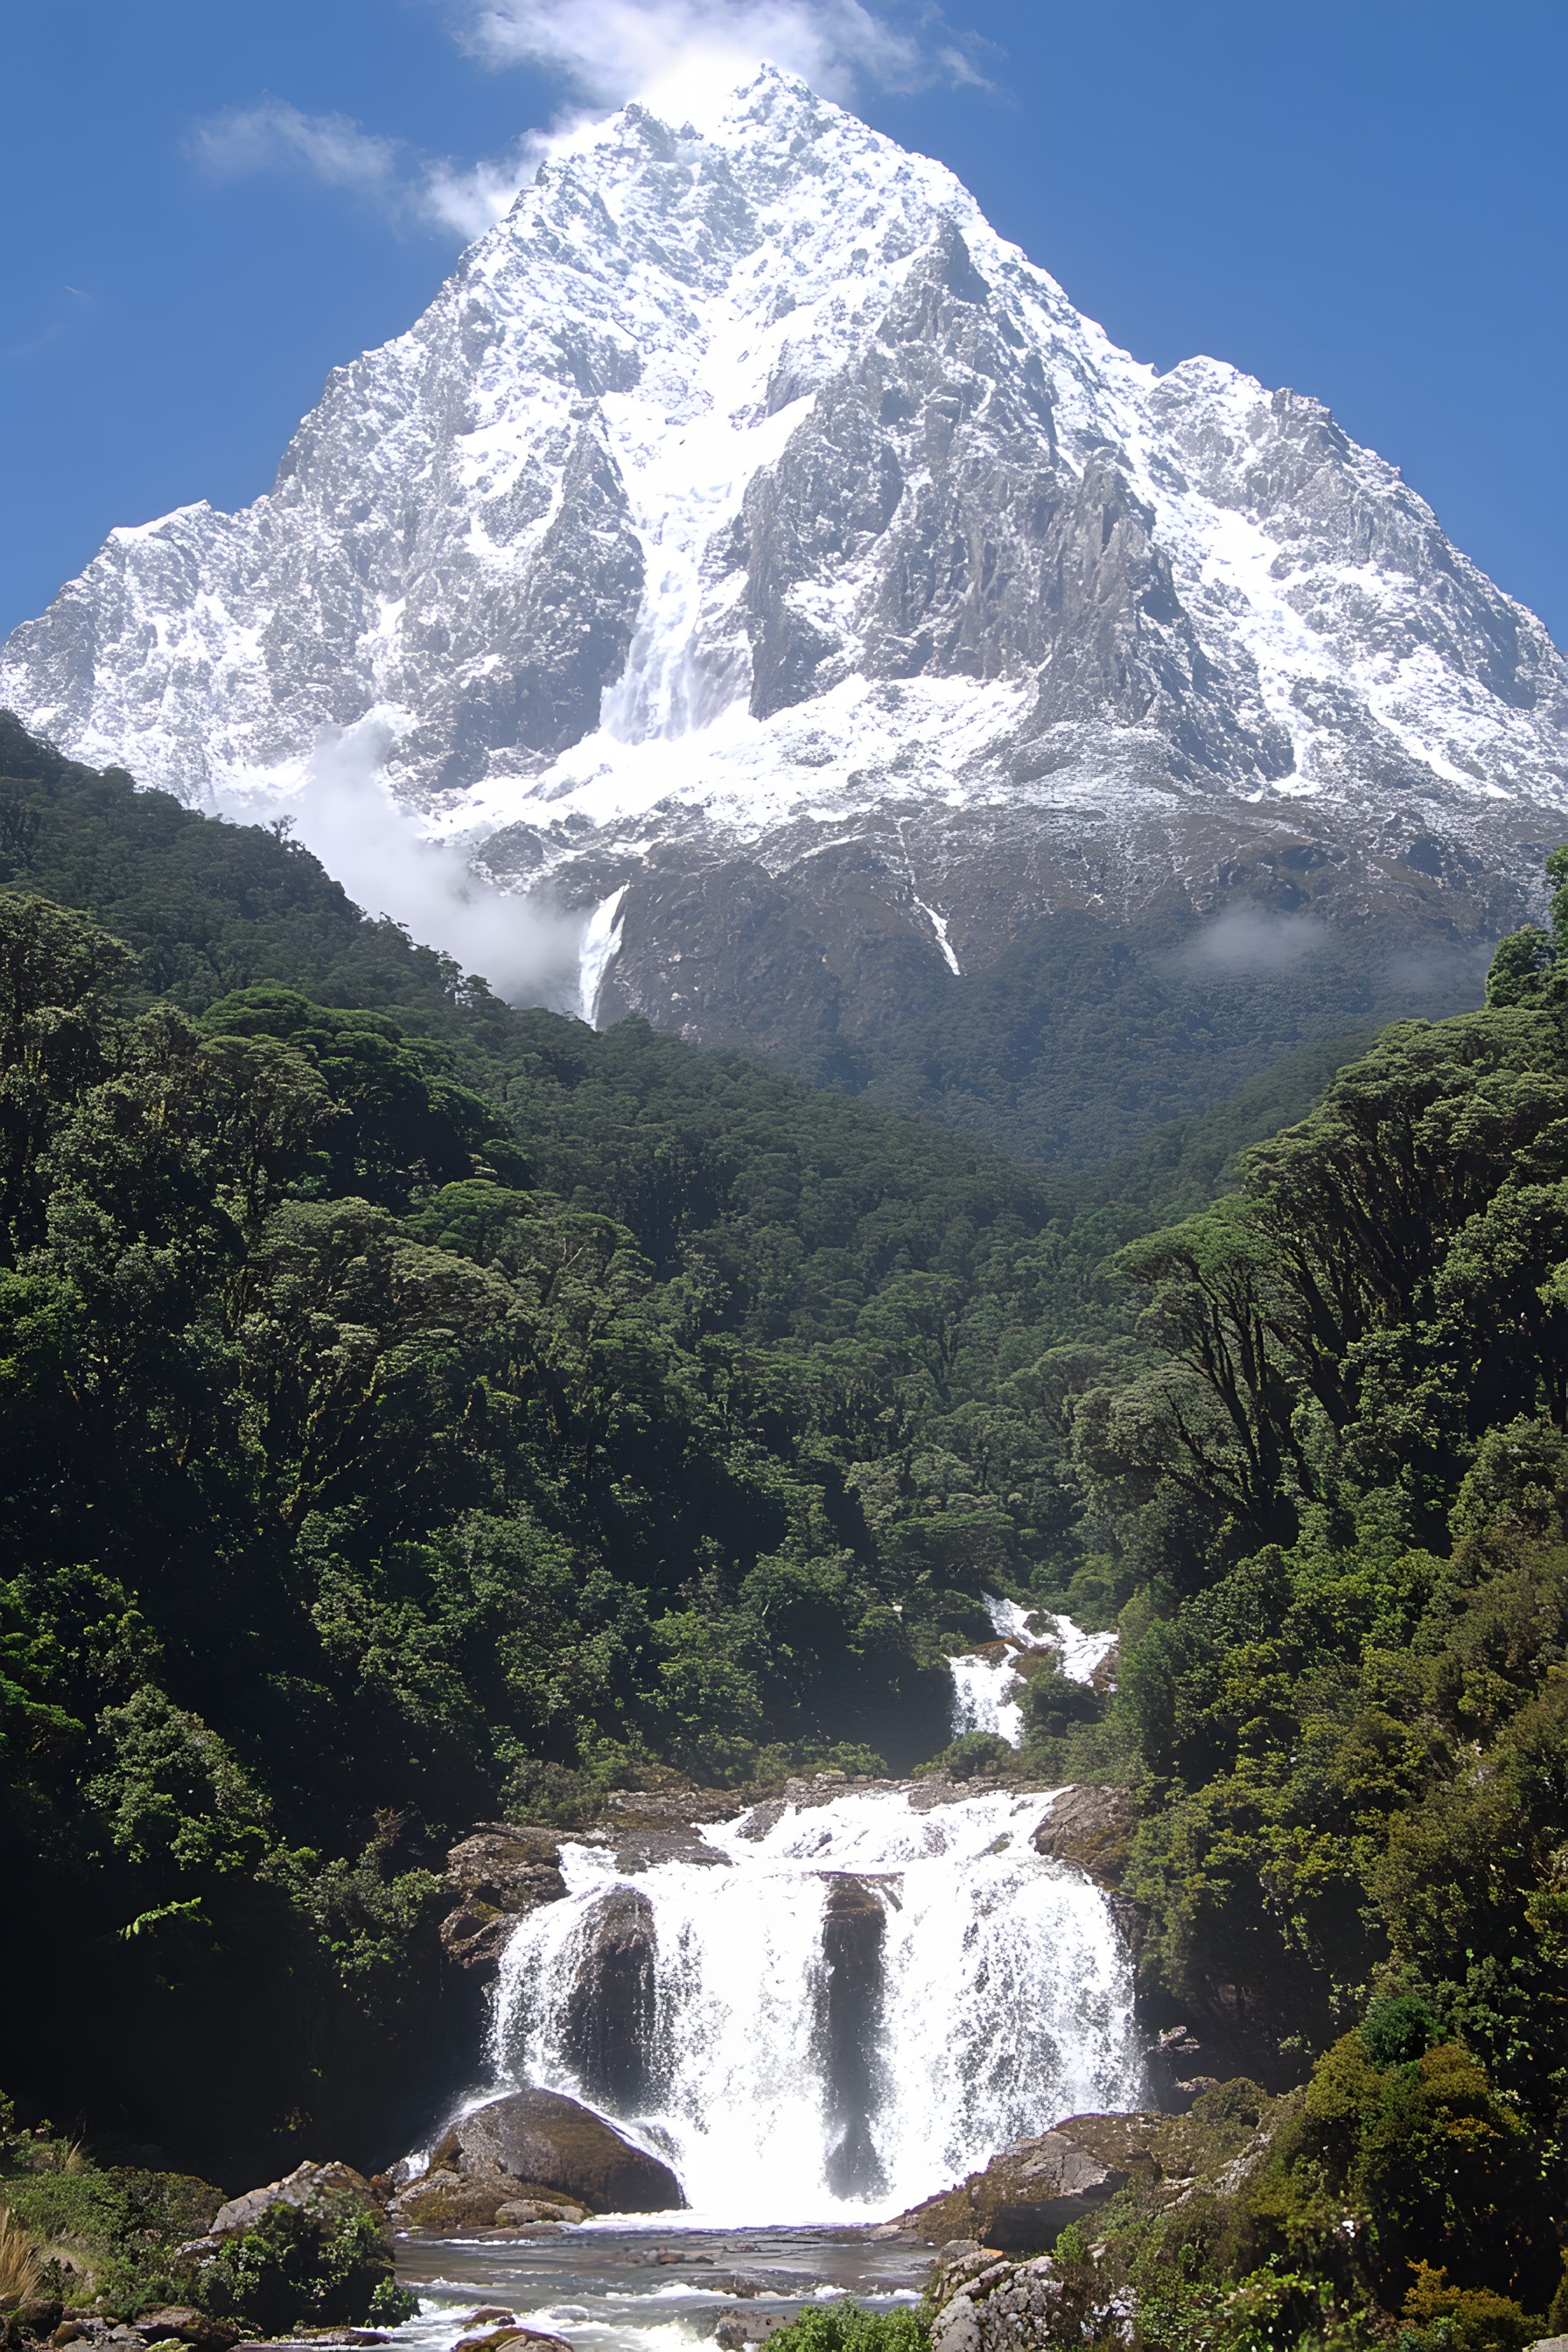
<box><xmin>0</xmin><ymin>715</ymin><xmax>1138</xmax><ymax>2176</ymax></box>
<box><xmin>1068</xmin><ymin>888</ymin><xmax>1568</xmax><ymax>2086</ymax></box>
<box><xmin>9</xmin><ymin>704</ymin><xmax>1568</xmax><ymax>2331</ymax></box>
<box><xmin>786</xmin><ymin>908</ymin><xmax>1480</xmax><ymax>1173</ymax></box>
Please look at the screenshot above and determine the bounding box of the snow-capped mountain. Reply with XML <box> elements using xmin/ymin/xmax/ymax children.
<box><xmin>4</xmin><ymin>66</ymin><xmax>1565</xmax><ymax>1045</ymax></box>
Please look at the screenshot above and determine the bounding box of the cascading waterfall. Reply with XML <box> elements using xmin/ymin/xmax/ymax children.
<box><xmin>576</xmin><ymin>886</ymin><xmax>629</xmax><ymax>1027</ymax></box>
<box><xmin>948</xmin><ymin>1595</ymin><xmax>1117</xmax><ymax>1746</ymax></box>
<box><xmin>490</xmin><ymin>1784</ymin><xmax>1141</xmax><ymax>2226</ymax></box>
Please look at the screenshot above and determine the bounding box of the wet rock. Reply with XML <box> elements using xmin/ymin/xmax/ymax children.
<box><xmin>1031</xmin><ymin>1787</ymin><xmax>1136</xmax><ymax>1890</ymax></box>
<box><xmin>451</xmin><ymin>2331</ymin><xmax>571</xmax><ymax>2352</ymax></box>
<box><xmin>441</xmin><ymin>1827</ymin><xmax>568</xmax><ymax>1977</ymax></box>
<box><xmin>817</xmin><ymin>1877</ymin><xmax>890</xmax><ymax>2200</ymax></box>
<box><xmin>388</xmin><ymin>2168</ymin><xmax>567</xmax><ymax>2233</ymax></box>
<box><xmin>582</xmin><ymin>1786</ymin><xmax>740</xmax><ymax>1872</ymax></box>
<box><xmin>408</xmin><ymin>2089</ymin><xmax>683</xmax><ymax>2218</ymax></box>
<box><xmin>563</xmin><ymin>1886</ymin><xmax>658</xmax><ymax>2111</ymax></box>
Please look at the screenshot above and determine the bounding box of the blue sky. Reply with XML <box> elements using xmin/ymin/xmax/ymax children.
<box><xmin>3</xmin><ymin>0</ymin><xmax>1564</xmax><ymax>644</ymax></box>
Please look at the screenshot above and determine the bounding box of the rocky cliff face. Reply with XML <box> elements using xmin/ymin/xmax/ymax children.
<box><xmin>4</xmin><ymin>66</ymin><xmax>1564</xmax><ymax>1052</ymax></box>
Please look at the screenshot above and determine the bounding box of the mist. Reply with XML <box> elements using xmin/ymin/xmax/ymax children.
<box><xmin>218</xmin><ymin>718</ymin><xmax>589</xmax><ymax>1011</ymax></box>
<box><xmin>1180</xmin><ymin>906</ymin><xmax>1330</xmax><ymax>974</ymax></box>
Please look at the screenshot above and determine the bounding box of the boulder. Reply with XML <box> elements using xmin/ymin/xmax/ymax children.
<box><xmin>899</xmin><ymin>2122</ymin><xmax>1134</xmax><ymax>2249</ymax></box>
<box><xmin>193</xmin><ymin>2160</ymin><xmax>400</xmax><ymax>2334</ymax></box>
<box><xmin>563</xmin><ymin>1886</ymin><xmax>658</xmax><ymax>2110</ymax></box>
<box><xmin>209</xmin><ymin>2162</ymin><xmax>388</xmax><ymax>2250</ymax></box>
<box><xmin>927</xmin><ymin>2253</ymin><xmax>1088</xmax><ymax>2352</ymax></box>
<box><xmin>401</xmin><ymin>2090</ymin><xmax>683</xmax><ymax>2222</ymax></box>
<box><xmin>451</xmin><ymin>2333</ymin><xmax>570</xmax><ymax>2352</ymax></box>
<box><xmin>387</xmin><ymin>2168</ymin><xmax>579</xmax><ymax>2234</ymax></box>
<box><xmin>134</xmin><ymin>2314</ymin><xmax>239</xmax><ymax>2350</ymax></box>
<box><xmin>441</xmin><ymin>1828</ymin><xmax>568</xmax><ymax>1976</ymax></box>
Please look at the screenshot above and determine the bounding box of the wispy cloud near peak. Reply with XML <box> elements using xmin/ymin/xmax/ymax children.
<box><xmin>187</xmin><ymin>2</ymin><xmax>986</xmax><ymax>248</ymax></box>
<box><xmin>186</xmin><ymin>95</ymin><xmax>535</xmax><ymax>242</ymax></box>
<box><xmin>446</xmin><ymin>0</ymin><xmax>985</xmax><ymax>113</ymax></box>
<box><xmin>190</xmin><ymin>97</ymin><xmax>402</xmax><ymax>198</ymax></box>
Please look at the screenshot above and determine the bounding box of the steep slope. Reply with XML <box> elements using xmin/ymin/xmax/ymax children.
<box><xmin>4</xmin><ymin>66</ymin><xmax>1564</xmax><ymax>1061</ymax></box>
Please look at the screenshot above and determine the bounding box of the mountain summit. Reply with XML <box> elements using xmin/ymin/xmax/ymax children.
<box><xmin>4</xmin><ymin>66</ymin><xmax>1565</xmax><ymax>1052</ymax></box>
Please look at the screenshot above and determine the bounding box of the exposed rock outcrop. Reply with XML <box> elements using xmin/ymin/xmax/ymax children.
<box><xmin>209</xmin><ymin>2160</ymin><xmax>389</xmax><ymax>2250</ymax></box>
<box><xmin>900</xmin><ymin>2123</ymin><xmax>1133</xmax><ymax>2250</ymax></box>
<box><xmin>181</xmin><ymin>2159</ymin><xmax>404</xmax><ymax>2334</ymax></box>
<box><xmin>130</xmin><ymin>2313</ymin><xmax>237</xmax><ymax>2348</ymax></box>
<box><xmin>440</xmin><ymin>1826</ymin><xmax>568</xmax><ymax>1976</ymax></box>
<box><xmin>1032</xmin><ymin>1786</ymin><xmax>1137</xmax><ymax>1891</ymax></box>
<box><xmin>904</xmin><ymin>2083</ymin><xmax>1282</xmax><ymax>2254</ymax></box>
<box><xmin>925</xmin><ymin>2244</ymin><xmax>1107</xmax><ymax>2352</ymax></box>
<box><xmin>816</xmin><ymin>1876</ymin><xmax>892</xmax><ymax>2200</ymax></box>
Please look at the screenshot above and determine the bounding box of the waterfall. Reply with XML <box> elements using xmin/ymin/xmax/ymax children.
<box><xmin>490</xmin><ymin>1785</ymin><xmax>1141</xmax><ymax>2226</ymax></box>
<box><xmin>576</xmin><ymin>886</ymin><xmax>629</xmax><ymax>1027</ymax></box>
<box><xmin>948</xmin><ymin>1596</ymin><xmax>1118</xmax><ymax>1747</ymax></box>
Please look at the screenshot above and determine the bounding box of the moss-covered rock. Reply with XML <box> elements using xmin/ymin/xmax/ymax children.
<box><xmin>192</xmin><ymin>2161</ymin><xmax>411</xmax><ymax>2336</ymax></box>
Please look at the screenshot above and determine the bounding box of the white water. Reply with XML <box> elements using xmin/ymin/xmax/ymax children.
<box><xmin>948</xmin><ymin>1596</ymin><xmax>1118</xmax><ymax>1747</ymax></box>
<box><xmin>491</xmin><ymin>1784</ymin><xmax>1140</xmax><ymax>2226</ymax></box>
<box><xmin>577</xmin><ymin>885</ymin><xmax>629</xmax><ymax>1026</ymax></box>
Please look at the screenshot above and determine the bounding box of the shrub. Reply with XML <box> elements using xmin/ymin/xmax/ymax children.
<box><xmin>195</xmin><ymin>2200</ymin><xmax>395</xmax><ymax>2334</ymax></box>
<box><xmin>759</xmin><ymin>2306</ymin><xmax>928</xmax><ymax>2352</ymax></box>
<box><xmin>0</xmin><ymin>2205</ymin><xmax>40</xmax><ymax>2304</ymax></box>
<box><xmin>1362</xmin><ymin>1995</ymin><xmax>1438</xmax><ymax>2068</ymax></box>
<box><xmin>1399</xmin><ymin>2263</ymin><xmax>1538</xmax><ymax>2352</ymax></box>
<box><xmin>1292</xmin><ymin>2037</ymin><xmax>1558</xmax><ymax>2308</ymax></box>
<box><xmin>915</xmin><ymin>1730</ymin><xmax>1013</xmax><ymax>1780</ymax></box>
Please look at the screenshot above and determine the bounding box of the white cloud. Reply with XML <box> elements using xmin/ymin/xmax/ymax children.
<box><xmin>188</xmin><ymin>96</ymin><xmax>530</xmax><ymax>241</ymax></box>
<box><xmin>189</xmin><ymin>97</ymin><xmax>402</xmax><ymax>198</ymax></box>
<box><xmin>416</xmin><ymin>140</ymin><xmax>548</xmax><ymax>238</ymax></box>
<box><xmin>447</xmin><ymin>0</ymin><xmax>975</xmax><ymax>112</ymax></box>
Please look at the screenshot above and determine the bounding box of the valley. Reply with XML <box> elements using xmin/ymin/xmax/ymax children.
<box><xmin>3</xmin><ymin>38</ymin><xmax>1568</xmax><ymax>2352</ymax></box>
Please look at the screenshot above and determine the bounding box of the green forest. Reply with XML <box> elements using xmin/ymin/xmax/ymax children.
<box><xmin>7</xmin><ymin>712</ymin><xmax>1568</xmax><ymax>2352</ymax></box>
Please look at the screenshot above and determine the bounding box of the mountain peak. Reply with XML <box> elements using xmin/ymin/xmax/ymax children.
<box><xmin>2</xmin><ymin>77</ymin><xmax>1564</xmax><ymax>1049</ymax></box>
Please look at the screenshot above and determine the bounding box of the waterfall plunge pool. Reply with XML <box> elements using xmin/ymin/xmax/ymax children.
<box><xmin>396</xmin><ymin>2226</ymin><xmax>930</xmax><ymax>2352</ymax></box>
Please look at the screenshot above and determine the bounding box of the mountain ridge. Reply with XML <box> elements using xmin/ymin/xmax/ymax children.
<box><xmin>3</xmin><ymin>65</ymin><xmax>1564</xmax><ymax>1063</ymax></box>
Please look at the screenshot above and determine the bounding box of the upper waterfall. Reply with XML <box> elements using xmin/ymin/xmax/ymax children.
<box><xmin>948</xmin><ymin>1595</ymin><xmax>1117</xmax><ymax>1747</ymax></box>
<box><xmin>489</xmin><ymin>1782</ymin><xmax>1141</xmax><ymax>2227</ymax></box>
